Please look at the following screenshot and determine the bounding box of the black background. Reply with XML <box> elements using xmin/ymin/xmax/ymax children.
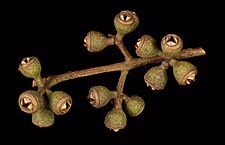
<box><xmin>10</xmin><ymin>0</ymin><xmax>225</xmax><ymax>145</ymax></box>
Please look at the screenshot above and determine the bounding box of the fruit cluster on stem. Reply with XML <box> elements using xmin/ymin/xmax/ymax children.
<box><xmin>18</xmin><ymin>10</ymin><xmax>206</xmax><ymax>132</ymax></box>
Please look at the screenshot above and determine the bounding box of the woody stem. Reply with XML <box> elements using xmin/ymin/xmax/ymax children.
<box><xmin>44</xmin><ymin>47</ymin><xmax>205</xmax><ymax>89</ymax></box>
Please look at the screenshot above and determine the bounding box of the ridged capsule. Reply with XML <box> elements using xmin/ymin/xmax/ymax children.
<box><xmin>104</xmin><ymin>108</ymin><xmax>127</xmax><ymax>132</ymax></box>
<box><xmin>170</xmin><ymin>59</ymin><xmax>197</xmax><ymax>85</ymax></box>
<box><xmin>135</xmin><ymin>35</ymin><xmax>160</xmax><ymax>58</ymax></box>
<box><xmin>124</xmin><ymin>95</ymin><xmax>145</xmax><ymax>117</ymax></box>
<box><xmin>144</xmin><ymin>61</ymin><xmax>169</xmax><ymax>90</ymax></box>
<box><xmin>48</xmin><ymin>91</ymin><xmax>72</xmax><ymax>115</ymax></box>
<box><xmin>114</xmin><ymin>10</ymin><xmax>139</xmax><ymax>36</ymax></box>
<box><xmin>87</xmin><ymin>86</ymin><xmax>114</xmax><ymax>108</ymax></box>
<box><xmin>32</xmin><ymin>108</ymin><xmax>54</xmax><ymax>128</ymax></box>
<box><xmin>84</xmin><ymin>31</ymin><xmax>112</xmax><ymax>52</ymax></box>
<box><xmin>18</xmin><ymin>56</ymin><xmax>41</xmax><ymax>79</ymax></box>
<box><xmin>18</xmin><ymin>90</ymin><xmax>44</xmax><ymax>114</ymax></box>
<box><xmin>161</xmin><ymin>34</ymin><xmax>183</xmax><ymax>57</ymax></box>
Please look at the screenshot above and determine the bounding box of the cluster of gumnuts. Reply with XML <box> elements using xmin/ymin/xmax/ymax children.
<box><xmin>18</xmin><ymin>10</ymin><xmax>197</xmax><ymax>132</ymax></box>
<box><xmin>18</xmin><ymin>56</ymin><xmax>72</xmax><ymax>127</ymax></box>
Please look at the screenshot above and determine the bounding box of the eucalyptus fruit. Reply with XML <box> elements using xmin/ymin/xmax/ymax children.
<box><xmin>84</xmin><ymin>31</ymin><xmax>112</xmax><ymax>52</ymax></box>
<box><xmin>170</xmin><ymin>59</ymin><xmax>197</xmax><ymax>85</ymax></box>
<box><xmin>104</xmin><ymin>108</ymin><xmax>127</xmax><ymax>132</ymax></box>
<box><xmin>144</xmin><ymin>61</ymin><xmax>169</xmax><ymax>90</ymax></box>
<box><xmin>124</xmin><ymin>95</ymin><xmax>145</xmax><ymax>117</ymax></box>
<box><xmin>161</xmin><ymin>34</ymin><xmax>183</xmax><ymax>57</ymax></box>
<box><xmin>18</xmin><ymin>56</ymin><xmax>41</xmax><ymax>79</ymax></box>
<box><xmin>135</xmin><ymin>35</ymin><xmax>160</xmax><ymax>58</ymax></box>
<box><xmin>114</xmin><ymin>10</ymin><xmax>139</xmax><ymax>37</ymax></box>
<box><xmin>18</xmin><ymin>90</ymin><xmax>44</xmax><ymax>114</ymax></box>
<box><xmin>87</xmin><ymin>86</ymin><xmax>114</xmax><ymax>108</ymax></box>
<box><xmin>32</xmin><ymin>108</ymin><xmax>54</xmax><ymax>128</ymax></box>
<box><xmin>48</xmin><ymin>91</ymin><xmax>72</xmax><ymax>115</ymax></box>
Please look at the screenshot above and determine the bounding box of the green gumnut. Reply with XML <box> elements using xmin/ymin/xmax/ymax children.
<box><xmin>124</xmin><ymin>95</ymin><xmax>145</xmax><ymax>117</ymax></box>
<box><xmin>170</xmin><ymin>59</ymin><xmax>197</xmax><ymax>85</ymax></box>
<box><xmin>135</xmin><ymin>35</ymin><xmax>160</xmax><ymax>58</ymax></box>
<box><xmin>87</xmin><ymin>86</ymin><xmax>113</xmax><ymax>108</ymax></box>
<box><xmin>104</xmin><ymin>108</ymin><xmax>127</xmax><ymax>132</ymax></box>
<box><xmin>18</xmin><ymin>56</ymin><xmax>41</xmax><ymax>79</ymax></box>
<box><xmin>48</xmin><ymin>91</ymin><xmax>72</xmax><ymax>115</ymax></box>
<box><xmin>32</xmin><ymin>108</ymin><xmax>54</xmax><ymax>128</ymax></box>
<box><xmin>144</xmin><ymin>62</ymin><xmax>168</xmax><ymax>90</ymax></box>
<box><xmin>114</xmin><ymin>10</ymin><xmax>139</xmax><ymax>36</ymax></box>
<box><xmin>161</xmin><ymin>34</ymin><xmax>183</xmax><ymax>57</ymax></box>
<box><xmin>84</xmin><ymin>31</ymin><xmax>109</xmax><ymax>52</ymax></box>
<box><xmin>18</xmin><ymin>90</ymin><xmax>44</xmax><ymax>114</ymax></box>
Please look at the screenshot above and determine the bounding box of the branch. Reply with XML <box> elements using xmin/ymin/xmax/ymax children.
<box><xmin>45</xmin><ymin>47</ymin><xmax>205</xmax><ymax>89</ymax></box>
<box><xmin>176</xmin><ymin>47</ymin><xmax>206</xmax><ymax>59</ymax></box>
<box><xmin>115</xmin><ymin>37</ymin><xmax>132</xmax><ymax>60</ymax></box>
<box><xmin>113</xmin><ymin>70</ymin><xmax>129</xmax><ymax>109</ymax></box>
<box><xmin>18</xmin><ymin>9</ymin><xmax>207</xmax><ymax>130</ymax></box>
<box><xmin>116</xmin><ymin>70</ymin><xmax>129</xmax><ymax>95</ymax></box>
